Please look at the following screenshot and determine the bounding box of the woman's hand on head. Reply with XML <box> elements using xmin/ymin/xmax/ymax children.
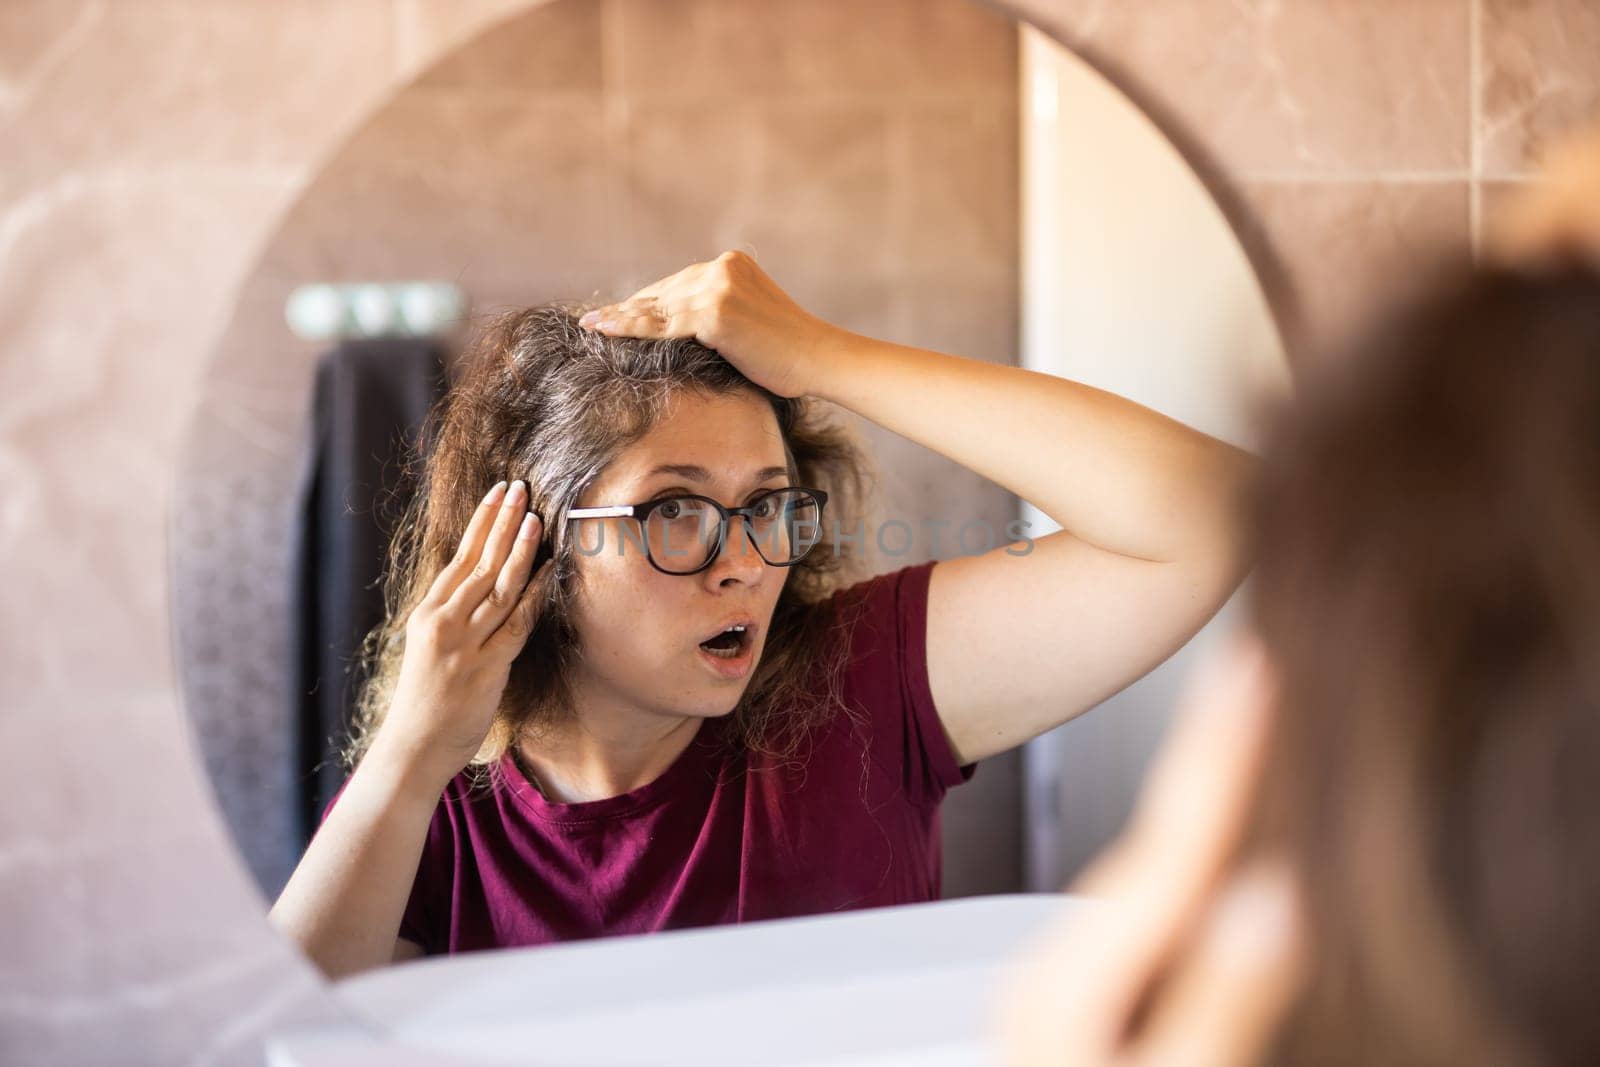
<box><xmin>378</xmin><ymin>479</ymin><xmax>556</xmax><ymax>788</ymax></box>
<box><xmin>578</xmin><ymin>250</ymin><xmax>843</xmax><ymax>399</ymax></box>
<box><xmin>996</xmin><ymin>634</ymin><xmax>1307</xmax><ymax>1067</ymax></box>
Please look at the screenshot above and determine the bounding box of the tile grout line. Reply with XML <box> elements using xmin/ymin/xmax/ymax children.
<box><xmin>1230</xmin><ymin>169</ymin><xmax>1539</xmax><ymax>184</ymax></box>
<box><xmin>600</xmin><ymin>0</ymin><xmax>630</xmax><ymax>296</ymax></box>
<box><xmin>1469</xmin><ymin>0</ymin><xmax>1483</xmax><ymax>258</ymax></box>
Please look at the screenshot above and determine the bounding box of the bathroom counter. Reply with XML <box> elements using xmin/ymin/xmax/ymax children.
<box><xmin>265</xmin><ymin>892</ymin><xmax>1082</xmax><ymax>1066</ymax></box>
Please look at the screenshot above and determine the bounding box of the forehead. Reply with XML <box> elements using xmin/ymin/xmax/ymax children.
<box><xmin>591</xmin><ymin>389</ymin><xmax>789</xmax><ymax>495</ymax></box>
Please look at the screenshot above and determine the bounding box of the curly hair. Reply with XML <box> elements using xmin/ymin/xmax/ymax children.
<box><xmin>1248</xmin><ymin>262</ymin><xmax>1600</xmax><ymax>1067</ymax></box>
<box><xmin>339</xmin><ymin>304</ymin><xmax>874</xmax><ymax>793</ymax></box>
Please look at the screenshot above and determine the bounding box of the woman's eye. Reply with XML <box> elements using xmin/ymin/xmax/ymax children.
<box><xmin>751</xmin><ymin>497</ymin><xmax>776</xmax><ymax>519</ymax></box>
<box><xmin>659</xmin><ymin>500</ymin><xmax>682</xmax><ymax>519</ymax></box>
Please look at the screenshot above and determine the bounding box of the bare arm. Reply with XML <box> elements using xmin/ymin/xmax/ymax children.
<box><xmin>269</xmin><ymin>478</ymin><xmax>555</xmax><ymax>977</ymax></box>
<box><xmin>814</xmin><ymin>336</ymin><xmax>1257</xmax><ymax>763</ymax></box>
<box><xmin>267</xmin><ymin>739</ymin><xmax>449</xmax><ymax>978</ymax></box>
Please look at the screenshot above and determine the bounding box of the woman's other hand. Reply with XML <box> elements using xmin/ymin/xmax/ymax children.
<box><xmin>578</xmin><ymin>250</ymin><xmax>842</xmax><ymax>398</ymax></box>
<box><xmin>1490</xmin><ymin>119</ymin><xmax>1600</xmax><ymax>271</ymax></box>
<box><xmin>995</xmin><ymin>633</ymin><xmax>1306</xmax><ymax>1067</ymax></box>
<box><xmin>377</xmin><ymin>479</ymin><xmax>555</xmax><ymax>789</ymax></box>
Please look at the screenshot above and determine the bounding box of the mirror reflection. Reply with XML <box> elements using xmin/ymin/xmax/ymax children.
<box><xmin>172</xmin><ymin>0</ymin><xmax>1280</xmax><ymax>976</ymax></box>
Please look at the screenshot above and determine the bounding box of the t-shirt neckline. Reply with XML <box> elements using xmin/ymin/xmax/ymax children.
<box><xmin>499</xmin><ymin>717</ymin><xmax>718</xmax><ymax>824</ymax></box>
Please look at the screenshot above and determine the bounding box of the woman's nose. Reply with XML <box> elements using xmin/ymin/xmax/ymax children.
<box><xmin>709</xmin><ymin>518</ymin><xmax>765</xmax><ymax>582</ymax></box>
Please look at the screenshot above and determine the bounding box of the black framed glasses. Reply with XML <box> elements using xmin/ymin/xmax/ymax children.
<box><xmin>567</xmin><ymin>487</ymin><xmax>828</xmax><ymax>576</ymax></box>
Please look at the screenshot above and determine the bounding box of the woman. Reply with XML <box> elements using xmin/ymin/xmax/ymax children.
<box><xmin>998</xmin><ymin>257</ymin><xmax>1600</xmax><ymax>1065</ymax></box>
<box><xmin>269</xmin><ymin>251</ymin><xmax>1253</xmax><ymax>978</ymax></box>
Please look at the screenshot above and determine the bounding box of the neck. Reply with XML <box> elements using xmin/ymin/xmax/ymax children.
<box><xmin>516</xmin><ymin>682</ymin><xmax>703</xmax><ymax>804</ymax></box>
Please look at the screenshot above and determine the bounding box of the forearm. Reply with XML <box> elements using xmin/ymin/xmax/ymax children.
<box><xmin>267</xmin><ymin>734</ymin><xmax>445</xmax><ymax>978</ymax></box>
<box><xmin>811</xmin><ymin>330</ymin><xmax>1257</xmax><ymax>565</ymax></box>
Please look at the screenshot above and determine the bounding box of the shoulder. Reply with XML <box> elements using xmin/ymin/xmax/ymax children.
<box><xmin>821</xmin><ymin>560</ymin><xmax>939</xmax><ymax>674</ymax></box>
<box><xmin>809</xmin><ymin>560</ymin><xmax>972</xmax><ymax>801</ymax></box>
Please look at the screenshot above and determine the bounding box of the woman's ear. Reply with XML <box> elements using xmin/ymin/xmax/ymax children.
<box><xmin>1118</xmin><ymin>630</ymin><xmax>1278</xmax><ymax>859</ymax></box>
<box><xmin>995</xmin><ymin>630</ymin><xmax>1287</xmax><ymax>1066</ymax></box>
<box><xmin>532</xmin><ymin>520</ymin><xmax>553</xmax><ymax>572</ymax></box>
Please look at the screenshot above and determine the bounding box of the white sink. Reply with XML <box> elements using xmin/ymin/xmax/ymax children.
<box><xmin>266</xmin><ymin>893</ymin><xmax>1081</xmax><ymax>1066</ymax></box>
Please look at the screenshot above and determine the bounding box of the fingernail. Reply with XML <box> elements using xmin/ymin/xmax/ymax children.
<box><xmin>484</xmin><ymin>480</ymin><xmax>508</xmax><ymax>504</ymax></box>
<box><xmin>507</xmin><ymin>479</ymin><xmax>527</xmax><ymax>503</ymax></box>
<box><xmin>578</xmin><ymin>310</ymin><xmax>600</xmax><ymax>327</ymax></box>
<box><xmin>518</xmin><ymin>512</ymin><xmax>540</xmax><ymax>541</ymax></box>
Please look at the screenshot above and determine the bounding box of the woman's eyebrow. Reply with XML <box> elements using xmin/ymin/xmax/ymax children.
<box><xmin>644</xmin><ymin>463</ymin><xmax>789</xmax><ymax>485</ymax></box>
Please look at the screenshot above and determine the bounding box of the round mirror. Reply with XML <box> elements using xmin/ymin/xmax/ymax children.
<box><xmin>170</xmin><ymin>0</ymin><xmax>1286</xmax><ymax>998</ymax></box>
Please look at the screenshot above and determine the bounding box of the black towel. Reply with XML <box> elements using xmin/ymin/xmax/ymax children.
<box><xmin>291</xmin><ymin>338</ymin><xmax>448</xmax><ymax>847</ymax></box>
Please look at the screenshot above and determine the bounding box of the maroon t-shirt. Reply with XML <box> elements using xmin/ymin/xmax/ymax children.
<box><xmin>319</xmin><ymin>560</ymin><xmax>976</xmax><ymax>955</ymax></box>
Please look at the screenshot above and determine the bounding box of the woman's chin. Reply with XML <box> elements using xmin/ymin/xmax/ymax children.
<box><xmin>690</xmin><ymin>690</ymin><xmax>747</xmax><ymax>719</ymax></box>
<box><xmin>682</xmin><ymin>683</ymin><xmax>753</xmax><ymax>722</ymax></box>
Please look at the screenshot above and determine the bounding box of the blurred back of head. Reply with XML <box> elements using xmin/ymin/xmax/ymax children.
<box><xmin>1249</xmin><ymin>261</ymin><xmax>1600</xmax><ymax>1066</ymax></box>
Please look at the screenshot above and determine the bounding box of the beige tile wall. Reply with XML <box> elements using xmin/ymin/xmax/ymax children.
<box><xmin>4</xmin><ymin>1</ymin><xmax>1597</xmax><ymax>1063</ymax></box>
<box><xmin>1015</xmin><ymin>0</ymin><xmax>1596</xmax><ymax>357</ymax></box>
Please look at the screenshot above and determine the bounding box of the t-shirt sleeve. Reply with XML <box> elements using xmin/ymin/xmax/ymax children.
<box><xmin>318</xmin><ymin>776</ymin><xmax>443</xmax><ymax>956</ymax></box>
<box><xmin>831</xmin><ymin>559</ymin><xmax>977</xmax><ymax>806</ymax></box>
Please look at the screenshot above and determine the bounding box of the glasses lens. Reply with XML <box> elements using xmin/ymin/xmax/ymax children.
<box><xmin>644</xmin><ymin>497</ymin><xmax>722</xmax><ymax>573</ymax></box>
<box><xmin>746</xmin><ymin>489</ymin><xmax>822</xmax><ymax>565</ymax></box>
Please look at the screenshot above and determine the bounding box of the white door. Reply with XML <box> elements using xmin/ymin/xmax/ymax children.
<box><xmin>1017</xmin><ymin>26</ymin><xmax>1291</xmax><ymax>889</ymax></box>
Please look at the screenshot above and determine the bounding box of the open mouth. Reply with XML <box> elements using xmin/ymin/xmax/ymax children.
<box><xmin>698</xmin><ymin>625</ymin><xmax>753</xmax><ymax>659</ymax></box>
